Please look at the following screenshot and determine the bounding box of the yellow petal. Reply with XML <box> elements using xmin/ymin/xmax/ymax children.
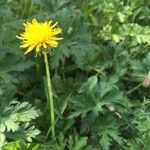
<box><xmin>43</xmin><ymin>43</ymin><xmax>47</xmax><ymax>48</ymax></box>
<box><xmin>24</xmin><ymin>45</ymin><xmax>35</xmax><ymax>54</ymax></box>
<box><xmin>32</xmin><ymin>19</ymin><xmax>38</xmax><ymax>24</ymax></box>
<box><xmin>16</xmin><ymin>35</ymin><xmax>24</xmax><ymax>40</ymax></box>
<box><xmin>50</xmin><ymin>37</ymin><xmax>63</xmax><ymax>41</ymax></box>
<box><xmin>47</xmin><ymin>40</ymin><xmax>58</xmax><ymax>47</ymax></box>
<box><xmin>52</xmin><ymin>28</ymin><xmax>62</xmax><ymax>35</ymax></box>
<box><xmin>51</xmin><ymin>22</ymin><xmax>58</xmax><ymax>28</ymax></box>
<box><xmin>36</xmin><ymin>47</ymin><xmax>39</xmax><ymax>52</ymax></box>
<box><xmin>48</xmin><ymin>21</ymin><xmax>52</xmax><ymax>26</ymax></box>
<box><xmin>20</xmin><ymin>43</ymin><xmax>29</xmax><ymax>48</ymax></box>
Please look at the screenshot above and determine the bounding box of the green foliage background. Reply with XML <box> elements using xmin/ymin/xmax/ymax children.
<box><xmin>0</xmin><ymin>0</ymin><xmax>150</xmax><ymax>149</ymax></box>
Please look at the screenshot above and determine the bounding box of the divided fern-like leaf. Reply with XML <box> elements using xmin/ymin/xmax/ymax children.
<box><xmin>0</xmin><ymin>99</ymin><xmax>40</xmax><ymax>147</ymax></box>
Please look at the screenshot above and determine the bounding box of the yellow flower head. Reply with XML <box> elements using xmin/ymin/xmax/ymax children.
<box><xmin>16</xmin><ymin>19</ymin><xmax>62</xmax><ymax>54</ymax></box>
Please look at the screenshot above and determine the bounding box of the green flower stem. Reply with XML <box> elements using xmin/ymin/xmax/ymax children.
<box><xmin>43</xmin><ymin>51</ymin><xmax>55</xmax><ymax>139</ymax></box>
<box><xmin>127</xmin><ymin>82</ymin><xmax>143</xmax><ymax>95</ymax></box>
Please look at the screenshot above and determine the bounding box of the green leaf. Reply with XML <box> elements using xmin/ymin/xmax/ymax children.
<box><xmin>0</xmin><ymin>99</ymin><xmax>41</xmax><ymax>147</ymax></box>
<box><xmin>79</xmin><ymin>75</ymin><xmax>98</xmax><ymax>93</ymax></box>
<box><xmin>2</xmin><ymin>141</ymin><xmax>40</xmax><ymax>150</ymax></box>
<box><xmin>96</xmin><ymin>118</ymin><xmax>122</xmax><ymax>150</ymax></box>
<box><xmin>0</xmin><ymin>133</ymin><xmax>6</xmax><ymax>149</ymax></box>
<box><xmin>68</xmin><ymin>135</ymin><xmax>88</xmax><ymax>150</ymax></box>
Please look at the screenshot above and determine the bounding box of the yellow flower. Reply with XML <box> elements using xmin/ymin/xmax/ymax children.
<box><xmin>16</xmin><ymin>19</ymin><xmax>62</xmax><ymax>54</ymax></box>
